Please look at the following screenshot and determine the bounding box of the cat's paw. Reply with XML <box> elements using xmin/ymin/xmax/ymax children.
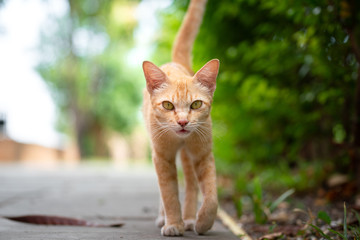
<box><xmin>195</xmin><ymin>218</ymin><xmax>214</xmax><ymax>235</ymax></box>
<box><xmin>161</xmin><ymin>223</ymin><xmax>185</xmax><ymax>236</ymax></box>
<box><xmin>155</xmin><ymin>216</ymin><xmax>165</xmax><ymax>228</ymax></box>
<box><xmin>194</xmin><ymin>203</ymin><xmax>217</xmax><ymax>235</ymax></box>
<box><xmin>184</xmin><ymin>219</ymin><xmax>195</xmax><ymax>231</ymax></box>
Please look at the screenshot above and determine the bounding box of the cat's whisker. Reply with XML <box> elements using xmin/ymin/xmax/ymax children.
<box><xmin>194</xmin><ymin>124</ymin><xmax>210</xmax><ymax>133</ymax></box>
<box><xmin>194</xmin><ymin>123</ymin><xmax>213</xmax><ymax>145</ymax></box>
<box><xmin>150</xmin><ymin>126</ymin><xmax>166</xmax><ymax>137</ymax></box>
<box><xmin>194</xmin><ymin>127</ymin><xmax>207</xmax><ymax>146</ymax></box>
<box><xmin>193</xmin><ymin>121</ymin><xmax>210</xmax><ymax>125</ymax></box>
<box><xmin>198</xmin><ymin>127</ymin><xmax>210</xmax><ymax>140</ymax></box>
<box><xmin>193</xmin><ymin>128</ymin><xmax>203</xmax><ymax>144</ymax></box>
<box><xmin>152</xmin><ymin>128</ymin><xmax>170</xmax><ymax>141</ymax></box>
<box><xmin>193</xmin><ymin>123</ymin><xmax>212</xmax><ymax>131</ymax></box>
<box><xmin>150</xmin><ymin>126</ymin><xmax>167</xmax><ymax>135</ymax></box>
<box><xmin>198</xmin><ymin>125</ymin><xmax>210</xmax><ymax>135</ymax></box>
<box><xmin>159</xmin><ymin>129</ymin><xmax>171</xmax><ymax>140</ymax></box>
<box><xmin>151</xmin><ymin>124</ymin><xmax>168</xmax><ymax>133</ymax></box>
<box><xmin>211</xmin><ymin>131</ymin><xmax>222</xmax><ymax>141</ymax></box>
<box><xmin>151</xmin><ymin>122</ymin><xmax>175</xmax><ymax>141</ymax></box>
<box><xmin>151</xmin><ymin>122</ymin><xmax>169</xmax><ymax>128</ymax></box>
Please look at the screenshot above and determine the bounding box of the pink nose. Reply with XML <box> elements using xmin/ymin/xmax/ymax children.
<box><xmin>178</xmin><ymin>120</ymin><xmax>189</xmax><ymax>127</ymax></box>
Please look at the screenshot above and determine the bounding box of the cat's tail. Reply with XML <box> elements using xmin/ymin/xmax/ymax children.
<box><xmin>171</xmin><ymin>0</ymin><xmax>208</xmax><ymax>74</ymax></box>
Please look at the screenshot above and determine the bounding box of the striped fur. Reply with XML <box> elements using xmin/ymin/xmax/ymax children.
<box><xmin>142</xmin><ymin>0</ymin><xmax>219</xmax><ymax>236</ymax></box>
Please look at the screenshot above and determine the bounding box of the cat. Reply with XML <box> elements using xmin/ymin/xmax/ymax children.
<box><xmin>142</xmin><ymin>0</ymin><xmax>219</xmax><ymax>236</ymax></box>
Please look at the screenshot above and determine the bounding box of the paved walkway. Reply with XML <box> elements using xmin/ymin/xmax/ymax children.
<box><xmin>0</xmin><ymin>163</ymin><xmax>239</xmax><ymax>240</ymax></box>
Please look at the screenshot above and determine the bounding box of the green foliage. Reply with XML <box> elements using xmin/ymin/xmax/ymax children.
<box><xmin>309</xmin><ymin>224</ymin><xmax>333</xmax><ymax>240</ymax></box>
<box><xmin>234</xmin><ymin>196</ymin><xmax>243</xmax><ymax>217</ymax></box>
<box><xmin>269</xmin><ymin>188</ymin><xmax>295</xmax><ymax>212</ymax></box>
<box><xmin>232</xmin><ymin>160</ymin><xmax>328</xmax><ymax>195</ymax></box>
<box><xmin>234</xmin><ymin>176</ymin><xmax>294</xmax><ymax>224</ymax></box>
<box><xmin>252</xmin><ymin>177</ymin><xmax>267</xmax><ymax>223</ymax></box>
<box><xmin>318</xmin><ymin>211</ymin><xmax>331</xmax><ymax>225</ymax></box>
<box><xmin>354</xmin><ymin>210</ymin><xmax>360</xmax><ymax>225</ymax></box>
<box><xmin>156</xmin><ymin>0</ymin><xmax>359</xmax><ymax>180</ymax></box>
<box><xmin>310</xmin><ymin>204</ymin><xmax>360</xmax><ymax>240</ymax></box>
<box><xmin>37</xmin><ymin>0</ymin><xmax>142</xmax><ymax>156</ymax></box>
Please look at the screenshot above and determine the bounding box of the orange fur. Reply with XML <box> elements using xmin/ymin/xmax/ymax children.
<box><xmin>142</xmin><ymin>0</ymin><xmax>219</xmax><ymax>236</ymax></box>
<box><xmin>172</xmin><ymin>0</ymin><xmax>208</xmax><ymax>74</ymax></box>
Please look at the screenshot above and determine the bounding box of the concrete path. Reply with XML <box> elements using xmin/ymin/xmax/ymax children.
<box><xmin>0</xmin><ymin>164</ymin><xmax>239</xmax><ymax>240</ymax></box>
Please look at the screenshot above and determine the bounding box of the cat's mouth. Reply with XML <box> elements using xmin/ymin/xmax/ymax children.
<box><xmin>176</xmin><ymin>129</ymin><xmax>190</xmax><ymax>135</ymax></box>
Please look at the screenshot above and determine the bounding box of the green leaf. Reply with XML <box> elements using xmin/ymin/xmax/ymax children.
<box><xmin>269</xmin><ymin>188</ymin><xmax>295</xmax><ymax>212</ymax></box>
<box><xmin>253</xmin><ymin>177</ymin><xmax>263</xmax><ymax>201</ymax></box>
<box><xmin>269</xmin><ymin>222</ymin><xmax>277</xmax><ymax>233</ymax></box>
<box><xmin>348</xmin><ymin>226</ymin><xmax>360</xmax><ymax>239</ymax></box>
<box><xmin>328</xmin><ymin>229</ymin><xmax>346</xmax><ymax>240</ymax></box>
<box><xmin>309</xmin><ymin>224</ymin><xmax>332</xmax><ymax>240</ymax></box>
<box><xmin>317</xmin><ymin>211</ymin><xmax>331</xmax><ymax>225</ymax></box>
<box><xmin>352</xmin><ymin>209</ymin><xmax>360</xmax><ymax>225</ymax></box>
<box><xmin>235</xmin><ymin>198</ymin><xmax>243</xmax><ymax>217</ymax></box>
<box><xmin>344</xmin><ymin>202</ymin><xmax>348</xmax><ymax>239</ymax></box>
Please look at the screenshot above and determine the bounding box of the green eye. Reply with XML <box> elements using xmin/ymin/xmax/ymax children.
<box><xmin>162</xmin><ymin>101</ymin><xmax>174</xmax><ymax>110</ymax></box>
<box><xmin>191</xmin><ymin>100</ymin><xmax>202</xmax><ymax>109</ymax></box>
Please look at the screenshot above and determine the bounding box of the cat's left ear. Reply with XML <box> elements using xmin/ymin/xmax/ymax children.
<box><xmin>194</xmin><ymin>59</ymin><xmax>219</xmax><ymax>94</ymax></box>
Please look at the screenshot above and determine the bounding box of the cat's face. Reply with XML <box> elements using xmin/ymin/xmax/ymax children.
<box><xmin>150</xmin><ymin>79</ymin><xmax>212</xmax><ymax>137</ymax></box>
<box><xmin>143</xmin><ymin>60</ymin><xmax>219</xmax><ymax>138</ymax></box>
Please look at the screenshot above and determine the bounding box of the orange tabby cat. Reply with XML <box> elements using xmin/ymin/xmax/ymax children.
<box><xmin>142</xmin><ymin>0</ymin><xmax>219</xmax><ymax>236</ymax></box>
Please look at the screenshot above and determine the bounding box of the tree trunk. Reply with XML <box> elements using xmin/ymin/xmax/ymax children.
<box><xmin>72</xmin><ymin>107</ymin><xmax>90</xmax><ymax>159</ymax></box>
<box><xmin>91</xmin><ymin>121</ymin><xmax>109</xmax><ymax>158</ymax></box>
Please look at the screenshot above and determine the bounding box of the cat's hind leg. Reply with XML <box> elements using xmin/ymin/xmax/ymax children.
<box><xmin>180</xmin><ymin>148</ymin><xmax>198</xmax><ymax>231</ymax></box>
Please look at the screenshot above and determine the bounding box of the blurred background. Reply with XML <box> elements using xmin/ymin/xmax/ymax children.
<box><xmin>0</xmin><ymin>0</ymin><xmax>170</xmax><ymax>166</ymax></box>
<box><xmin>0</xmin><ymin>0</ymin><xmax>360</xmax><ymax>222</ymax></box>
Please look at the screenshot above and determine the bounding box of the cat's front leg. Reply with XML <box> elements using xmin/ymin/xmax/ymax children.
<box><xmin>155</xmin><ymin>197</ymin><xmax>165</xmax><ymax>228</ymax></box>
<box><xmin>180</xmin><ymin>148</ymin><xmax>198</xmax><ymax>231</ymax></box>
<box><xmin>194</xmin><ymin>153</ymin><xmax>218</xmax><ymax>235</ymax></box>
<box><xmin>153</xmin><ymin>155</ymin><xmax>184</xmax><ymax>236</ymax></box>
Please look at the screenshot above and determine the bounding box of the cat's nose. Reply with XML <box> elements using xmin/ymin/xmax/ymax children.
<box><xmin>178</xmin><ymin>120</ymin><xmax>189</xmax><ymax>127</ymax></box>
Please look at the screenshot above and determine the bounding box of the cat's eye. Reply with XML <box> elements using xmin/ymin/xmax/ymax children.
<box><xmin>162</xmin><ymin>101</ymin><xmax>174</xmax><ymax>110</ymax></box>
<box><xmin>191</xmin><ymin>100</ymin><xmax>202</xmax><ymax>109</ymax></box>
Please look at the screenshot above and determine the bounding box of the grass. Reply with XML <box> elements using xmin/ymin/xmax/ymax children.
<box><xmin>218</xmin><ymin>159</ymin><xmax>331</xmax><ymax>195</ymax></box>
<box><xmin>217</xmin><ymin>160</ymin><xmax>330</xmax><ymax>224</ymax></box>
<box><xmin>216</xmin><ymin>158</ymin><xmax>360</xmax><ymax>239</ymax></box>
<box><xmin>310</xmin><ymin>203</ymin><xmax>360</xmax><ymax>240</ymax></box>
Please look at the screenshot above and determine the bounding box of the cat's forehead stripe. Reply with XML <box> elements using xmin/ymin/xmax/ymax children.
<box><xmin>170</xmin><ymin>81</ymin><xmax>188</xmax><ymax>103</ymax></box>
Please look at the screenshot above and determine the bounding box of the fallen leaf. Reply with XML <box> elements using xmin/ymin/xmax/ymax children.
<box><xmin>258</xmin><ymin>232</ymin><xmax>283</xmax><ymax>240</ymax></box>
<box><xmin>327</xmin><ymin>174</ymin><xmax>348</xmax><ymax>188</ymax></box>
<box><xmin>2</xmin><ymin>215</ymin><xmax>124</xmax><ymax>228</ymax></box>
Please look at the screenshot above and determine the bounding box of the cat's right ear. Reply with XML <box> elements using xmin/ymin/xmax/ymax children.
<box><xmin>142</xmin><ymin>61</ymin><xmax>167</xmax><ymax>94</ymax></box>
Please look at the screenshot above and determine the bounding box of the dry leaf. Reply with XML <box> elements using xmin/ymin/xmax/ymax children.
<box><xmin>258</xmin><ymin>232</ymin><xmax>283</xmax><ymax>240</ymax></box>
<box><xmin>2</xmin><ymin>215</ymin><xmax>124</xmax><ymax>228</ymax></box>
